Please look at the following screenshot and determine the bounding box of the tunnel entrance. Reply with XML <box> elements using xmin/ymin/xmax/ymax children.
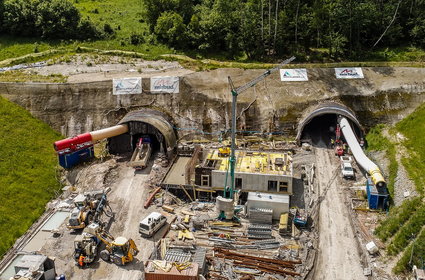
<box><xmin>107</xmin><ymin>109</ymin><xmax>177</xmax><ymax>159</ymax></box>
<box><xmin>296</xmin><ymin>102</ymin><xmax>363</xmax><ymax>146</ymax></box>
<box><xmin>301</xmin><ymin>114</ymin><xmax>337</xmax><ymax>146</ymax></box>
<box><xmin>300</xmin><ymin>114</ymin><xmax>362</xmax><ymax>146</ymax></box>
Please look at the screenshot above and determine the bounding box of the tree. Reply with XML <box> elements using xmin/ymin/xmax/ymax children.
<box><xmin>2</xmin><ymin>0</ymin><xmax>40</xmax><ymax>36</ymax></box>
<box><xmin>36</xmin><ymin>0</ymin><xmax>81</xmax><ymax>39</ymax></box>
<box><xmin>0</xmin><ymin>0</ymin><xmax>4</xmax><ymax>32</ymax></box>
<box><xmin>155</xmin><ymin>11</ymin><xmax>187</xmax><ymax>48</ymax></box>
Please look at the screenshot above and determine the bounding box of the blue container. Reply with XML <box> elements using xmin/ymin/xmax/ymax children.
<box><xmin>58</xmin><ymin>146</ymin><xmax>94</xmax><ymax>169</ymax></box>
<box><xmin>366</xmin><ymin>178</ymin><xmax>389</xmax><ymax>210</ymax></box>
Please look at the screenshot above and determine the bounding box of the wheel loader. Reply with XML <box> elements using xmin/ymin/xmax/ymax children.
<box><xmin>74</xmin><ymin>222</ymin><xmax>138</xmax><ymax>266</ymax></box>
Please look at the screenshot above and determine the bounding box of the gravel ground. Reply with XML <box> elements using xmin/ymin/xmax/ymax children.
<box><xmin>23</xmin><ymin>54</ymin><xmax>194</xmax><ymax>83</ymax></box>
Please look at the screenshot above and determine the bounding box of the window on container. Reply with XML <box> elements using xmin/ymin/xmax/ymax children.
<box><xmin>268</xmin><ymin>180</ymin><xmax>277</xmax><ymax>191</ymax></box>
<box><xmin>201</xmin><ymin>175</ymin><xmax>210</xmax><ymax>186</ymax></box>
<box><xmin>279</xmin><ymin>181</ymin><xmax>288</xmax><ymax>192</ymax></box>
<box><xmin>235</xmin><ymin>178</ymin><xmax>242</xmax><ymax>189</ymax></box>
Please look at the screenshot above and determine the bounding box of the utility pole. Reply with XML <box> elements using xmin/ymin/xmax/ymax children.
<box><xmin>224</xmin><ymin>56</ymin><xmax>295</xmax><ymax>199</ymax></box>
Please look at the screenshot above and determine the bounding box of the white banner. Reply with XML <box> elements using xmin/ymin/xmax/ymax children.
<box><xmin>335</xmin><ymin>68</ymin><xmax>364</xmax><ymax>79</ymax></box>
<box><xmin>113</xmin><ymin>77</ymin><xmax>142</xmax><ymax>95</ymax></box>
<box><xmin>280</xmin><ymin>69</ymin><xmax>308</xmax><ymax>81</ymax></box>
<box><xmin>150</xmin><ymin>76</ymin><xmax>179</xmax><ymax>93</ymax></box>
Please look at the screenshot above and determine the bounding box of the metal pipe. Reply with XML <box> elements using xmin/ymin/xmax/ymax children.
<box><xmin>90</xmin><ymin>124</ymin><xmax>128</xmax><ymax>141</ymax></box>
<box><xmin>54</xmin><ymin>124</ymin><xmax>128</xmax><ymax>152</ymax></box>
<box><xmin>339</xmin><ymin>117</ymin><xmax>386</xmax><ymax>188</ymax></box>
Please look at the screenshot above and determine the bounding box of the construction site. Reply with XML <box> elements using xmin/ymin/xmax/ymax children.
<box><xmin>0</xmin><ymin>56</ymin><xmax>424</xmax><ymax>280</ymax></box>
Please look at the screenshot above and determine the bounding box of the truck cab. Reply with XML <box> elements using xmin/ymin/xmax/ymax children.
<box><xmin>341</xmin><ymin>162</ymin><xmax>355</xmax><ymax>179</ymax></box>
<box><xmin>139</xmin><ymin>212</ymin><xmax>167</xmax><ymax>237</ymax></box>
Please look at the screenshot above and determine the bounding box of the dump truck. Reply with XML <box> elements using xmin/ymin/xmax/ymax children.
<box><xmin>129</xmin><ymin>137</ymin><xmax>152</xmax><ymax>170</ymax></box>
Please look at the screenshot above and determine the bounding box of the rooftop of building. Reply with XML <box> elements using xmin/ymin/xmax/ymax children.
<box><xmin>203</xmin><ymin>149</ymin><xmax>293</xmax><ymax>176</ymax></box>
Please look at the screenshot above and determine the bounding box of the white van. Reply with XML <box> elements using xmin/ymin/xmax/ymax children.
<box><xmin>139</xmin><ymin>212</ymin><xmax>167</xmax><ymax>237</ymax></box>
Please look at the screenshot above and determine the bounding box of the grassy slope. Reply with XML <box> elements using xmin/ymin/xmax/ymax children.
<box><xmin>371</xmin><ymin>103</ymin><xmax>425</xmax><ymax>273</ymax></box>
<box><xmin>0</xmin><ymin>96</ymin><xmax>62</xmax><ymax>256</ymax></box>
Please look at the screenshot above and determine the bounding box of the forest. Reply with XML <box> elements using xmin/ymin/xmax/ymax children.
<box><xmin>1</xmin><ymin>0</ymin><xmax>425</xmax><ymax>60</ymax></box>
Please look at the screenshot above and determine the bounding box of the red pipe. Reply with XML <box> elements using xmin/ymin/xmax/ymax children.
<box><xmin>54</xmin><ymin>133</ymin><xmax>92</xmax><ymax>152</ymax></box>
<box><xmin>54</xmin><ymin>124</ymin><xmax>128</xmax><ymax>153</ymax></box>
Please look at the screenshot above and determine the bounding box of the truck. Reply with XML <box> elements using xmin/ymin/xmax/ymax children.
<box><xmin>129</xmin><ymin>137</ymin><xmax>152</xmax><ymax>170</ymax></box>
<box><xmin>139</xmin><ymin>212</ymin><xmax>167</xmax><ymax>237</ymax></box>
<box><xmin>341</xmin><ymin>162</ymin><xmax>355</xmax><ymax>179</ymax></box>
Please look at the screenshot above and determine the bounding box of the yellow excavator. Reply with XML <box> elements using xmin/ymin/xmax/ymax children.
<box><xmin>91</xmin><ymin>224</ymin><xmax>139</xmax><ymax>266</ymax></box>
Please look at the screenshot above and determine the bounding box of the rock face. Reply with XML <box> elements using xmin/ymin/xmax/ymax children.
<box><xmin>0</xmin><ymin>67</ymin><xmax>424</xmax><ymax>138</ymax></box>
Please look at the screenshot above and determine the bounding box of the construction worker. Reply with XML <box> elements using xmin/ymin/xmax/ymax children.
<box><xmin>330</xmin><ymin>138</ymin><xmax>335</xmax><ymax>148</ymax></box>
<box><xmin>78</xmin><ymin>255</ymin><xmax>85</xmax><ymax>267</ymax></box>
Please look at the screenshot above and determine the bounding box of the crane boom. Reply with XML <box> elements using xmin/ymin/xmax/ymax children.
<box><xmin>234</xmin><ymin>56</ymin><xmax>296</xmax><ymax>95</ymax></box>
<box><xmin>224</xmin><ymin>56</ymin><xmax>295</xmax><ymax>199</ymax></box>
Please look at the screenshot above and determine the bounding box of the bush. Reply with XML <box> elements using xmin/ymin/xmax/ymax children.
<box><xmin>129</xmin><ymin>33</ymin><xmax>145</xmax><ymax>45</ymax></box>
<box><xmin>2</xmin><ymin>0</ymin><xmax>101</xmax><ymax>40</ymax></box>
<box><xmin>2</xmin><ymin>0</ymin><xmax>39</xmax><ymax>37</ymax></box>
<box><xmin>103</xmin><ymin>23</ymin><xmax>114</xmax><ymax>35</ymax></box>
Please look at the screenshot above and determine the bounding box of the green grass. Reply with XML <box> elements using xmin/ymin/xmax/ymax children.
<box><xmin>374</xmin><ymin>196</ymin><xmax>422</xmax><ymax>242</ymax></box>
<box><xmin>365</xmin><ymin>124</ymin><xmax>397</xmax><ymax>198</ymax></box>
<box><xmin>394</xmin><ymin>226</ymin><xmax>425</xmax><ymax>274</ymax></box>
<box><xmin>387</xmin><ymin>204</ymin><xmax>425</xmax><ymax>255</ymax></box>
<box><xmin>0</xmin><ymin>96</ymin><xmax>62</xmax><ymax>257</ymax></box>
<box><xmin>370</xmin><ymin>104</ymin><xmax>425</xmax><ymax>273</ymax></box>
<box><xmin>0</xmin><ymin>71</ymin><xmax>66</xmax><ymax>83</ymax></box>
<box><xmin>396</xmin><ymin>103</ymin><xmax>425</xmax><ymax>195</ymax></box>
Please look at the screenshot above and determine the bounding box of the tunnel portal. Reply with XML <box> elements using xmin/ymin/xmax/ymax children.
<box><xmin>296</xmin><ymin>102</ymin><xmax>363</xmax><ymax>146</ymax></box>
<box><xmin>108</xmin><ymin>109</ymin><xmax>177</xmax><ymax>159</ymax></box>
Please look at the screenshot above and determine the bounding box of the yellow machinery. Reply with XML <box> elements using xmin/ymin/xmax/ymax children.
<box><xmin>218</xmin><ymin>147</ymin><xmax>230</xmax><ymax>157</ymax></box>
<box><xmin>93</xmin><ymin>226</ymin><xmax>139</xmax><ymax>266</ymax></box>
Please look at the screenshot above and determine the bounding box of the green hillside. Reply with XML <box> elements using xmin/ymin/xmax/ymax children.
<box><xmin>2</xmin><ymin>0</ymin><xmax>425</xmax><ymax>64</ymax></box>
<box><xmin>371</xmin><ymin>103</ymin><xmax>425</xmax><ymax>274</ymax></box>
<box><xmin>0</xmin><ymin>96</ymin><xmax>62</xmax><ymax>256</ymax></box>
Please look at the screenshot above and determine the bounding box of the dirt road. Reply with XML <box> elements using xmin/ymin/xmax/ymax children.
<box><xmin>314</xmin><ymin>144</ymin><xmax>366</xmax><ymax>280</ymax></box>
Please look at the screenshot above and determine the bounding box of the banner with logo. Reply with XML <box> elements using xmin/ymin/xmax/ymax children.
<box><xmin>150</xmin><ymin>76</ymin><xmax>179</xmax><ymax>93</ymax></box>
<box><xmin>113</xmin><ymin>77</ymin><xmax>142</xmax><ymax>95</ymax></box>
<box><xmin>280</xmin><ymin>69</ymin><xmax>308</xmax><ymax>81</ymax></box>
<box><xmin>335</xmin><ymin>68</ymin><xmax>364</xmax><ymax>79</ymax></box>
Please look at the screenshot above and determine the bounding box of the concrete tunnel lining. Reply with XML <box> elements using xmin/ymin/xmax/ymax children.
<box><xmin>296</xmin><ymin>102</ymin><xmax>363</xmax><ymax>143</ymax></box>
<box><xmin>114</xmin><ymin>109</ymin><xmax>177</xmax><ymax>158</ymax></box>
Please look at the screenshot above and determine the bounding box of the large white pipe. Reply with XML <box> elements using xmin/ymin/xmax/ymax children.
<box><xmin>339</xmin><ymin>117</ymin><xmax>386</xmax><ymax>188</ymax></box>
<box><xmin>90</xmin><ymin>124</ymin><xmax>128</xmax><ymax>141</ymax></box>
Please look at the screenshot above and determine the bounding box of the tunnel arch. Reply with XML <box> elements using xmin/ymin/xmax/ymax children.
<box><xmin>108</xmin><ymin>108</ymin><xmax>177</xmax><ymax>159</ymax></box>
<box><xmin>296</xmin><ymin>102</ymin><xmax>363</xmax><ymax>144</ymax></box>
